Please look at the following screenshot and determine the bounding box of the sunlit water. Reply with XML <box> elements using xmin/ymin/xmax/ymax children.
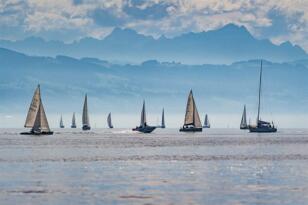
<box><xmin>1</xmin><ymin>128</ymin><xmax>308</xmax><ymax>205</ymax></box>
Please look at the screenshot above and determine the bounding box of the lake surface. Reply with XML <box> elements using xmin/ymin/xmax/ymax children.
<box><xmin>0</xmin><ymin>128</ymin><xmax>308</xmax><ymax>205</ymax></box>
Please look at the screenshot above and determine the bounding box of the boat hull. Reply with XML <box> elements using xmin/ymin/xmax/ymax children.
<box><xmin>132</xmin><ymin>126</ymin><xmax>156</xmax><ymax>133</ymax></box>
<box><xmin>20</xmin><ymin>131</ymin><xmax>54</xmax><ymax>135</ymax></box>
<box><xmin>240</xmin><ymin>126</ymin><xmax>249</xmax><ymax>130</ymax></box>
<box><xmin>71</xmin><ymin>125</ymin><xmax>77</xmax><ymax>128</ymax></box>
<box><xmin>180</xmin><ymin>127</ymin><xmax>202</xmax><ymax>132</ymax></box>
<box><xmin>82</xmin><ymin>125</ymin><xmax>91</xmax><ymax>131</ymax></box>
<box><xmin>249</xmin><ymin>127</ymin><xmax>277</xmax><ymax>133</ymax></box>
<box><xmin>60</xmin><ymin>126</ymin><xmax>65</xmax><ymax>128</ymax></box>
<box><xmin>202</xmin><ymin>126</ymin><xmax>210</xmax><ymax>129</ymax></box>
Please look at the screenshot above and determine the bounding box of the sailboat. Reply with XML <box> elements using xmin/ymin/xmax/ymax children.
<box><xmin>82</xmin><ymin>94</ymin><xmax>91</xmax><ymax>130</ymax></box>
<box><xmin>161</xmin><ymin>108</ymin><xmax>166</xmax><ymax>128</ymax></box>
<box><xmin>107</xmin><ymin>112</ymin><xmax>114</xmax><ymax>128</ymax></box>
<box><xmin>203</xmin><ymin>114</ymin><xmax>210</xmax><ymax>128</ymax></box>
<box><xmin>180</xmin><ymin>90</ymin><xmax>202</xmax><ymax>132</ymax></box>
<box><xmin>249</xmin><ymin>61</ymin><xmax>277</xmax><ymax>133</ymax></box>
<box><xmin>132</xmin><ymin>100</ymin><xmax>156</xmax><ymax>133</ymax></box>
<box><xmin>71</xmin><ymin>112</ymin><xmax>77</xmax><ymax>128</ymax></box>
<box><xmin>240</xmin><ymin>105</ymin><xmax>249</xmax><ymax>129</ymax></box>
<box><xmin>20</xmin><ymin>85</ymin><xmax>53</xmax><ymax>135</ymax></box>
<box><xmin>59</xmin><ymin>115</ymin><xmax>65</xmax><ymax>128</ymax></box>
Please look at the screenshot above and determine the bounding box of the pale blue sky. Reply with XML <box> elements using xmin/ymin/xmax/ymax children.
<box><xmin>0</xmin><ymin>0</ymin><xmax>307</xmax><ymax>51</ymax></box>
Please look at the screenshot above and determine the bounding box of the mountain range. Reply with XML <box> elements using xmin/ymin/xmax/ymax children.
<box><xmin>0</xmin><ymin>24</ymin><xmax>307</xmax><ymax>64</ymax></box>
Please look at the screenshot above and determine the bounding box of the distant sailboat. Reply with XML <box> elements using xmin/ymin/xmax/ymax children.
<box><xmin>132</xmin><ymin>100</ymin><xmax>156</xmax><ymax>133</ymax></box>
<box><xmin>203</xmin><ymin>114</ymin><xmax>210</xmax><ymax>128</ymax></box>
<box><xmin>249</xmin><ymin>61</ymin><xmax>277</xmax><ymax>133</ymax></box>
<box><xmin>180</xmin><ymin>90</ymin><xmax>202</xmax><ymax>132</ymax></box>
<box><xmin>107</xmin><ymin>112</ymin><xmax>114</xmax><ymax>128</ymax></box>
<box><xmin>82</xmin><ymin>94</ymin><xmax>91</xmax><ymax>130</ymax></box>
<box><xmin>161</xmin><ymin>108</ymin><xmax>166</xmax><ymax>128</ymax></box>
<box><xmin>20</xmin><ymin>85</ymin><xmax>53</xmax><ymax>135</ymax></box>
<box><xmin>71</xmin><ymin>112</ymin><xmax>76</xmax><ymax>128</ymax></box>
<box><xmin>240</xmin><ymin>105</ymin><xmax>249</xmax><ymax>129</ymax></box>
<box><xmin>59</xmin><ymin>115</ymin><xmax>65</xmax><ymax>128</ymax></box>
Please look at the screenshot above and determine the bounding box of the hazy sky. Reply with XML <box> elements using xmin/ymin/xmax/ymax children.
<box><xmin>0</xmin><ymin>0</ymin><xmax>307</xmax><ymax>51</ymax></box>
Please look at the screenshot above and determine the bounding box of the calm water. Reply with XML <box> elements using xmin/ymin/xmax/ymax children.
<box><xmin>0</xmin><ymin>128</ymin><xmax>308</xmax><ymax>205</ymax></box>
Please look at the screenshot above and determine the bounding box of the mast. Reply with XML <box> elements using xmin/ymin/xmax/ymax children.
<box><xmin>257</xmin><ymin>60</ymin><xmax>263</xmax><ymax>123</ymax></box>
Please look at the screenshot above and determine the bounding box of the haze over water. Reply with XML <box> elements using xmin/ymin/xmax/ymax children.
<box><xmin>1</xmin><ymin>128</ymin><xmax>308</xmax><ymax>204</ymax></box>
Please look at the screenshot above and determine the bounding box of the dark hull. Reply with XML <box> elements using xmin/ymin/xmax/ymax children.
<box><xmin>109</xmin><ymin>126</ymin><xmax>114</xmax><ymax>129</ymax></box>
<box><xmin>82</xmin><ymin>125</ymin><xmax>91</xmax><ymax>130</ymax></box>
<box><xmin>249</xmin><ymin>127</ymin><xmax>277</xmax><ymax>133</ymax></box>
<box><xmin>132</xmin><ymin>126</ymin><xmax>156</xmax><ymax>133</ymax></box>
<box><xmin>71</xmin><ymin>125</ymin><xmax>77</xmax><ymax>128</ymax></box>
<box><xmin>60</xmin><ymin>126</ymin><xmax>65</xmax><ymax>128</ymax></box>
<box><xmin>161</xmin><ymin>125</ymin><xmax>166</xmax><ymax>129</ymax></box>
<box><xmin>240</xmin><ymin>126</ymin><xmax>249</xmax><ymax>130</ymax></box>
<box><xmin>180</xmin><ymin>127</ymin><xmax>202</xmax><ymax>132</ymax></box>
<box><xmin>20</xmin><ymin>131</ymin><xmax>54</xmax><ymax>135</ymax></box>
<box><xmin>203</xmin><ymin>126</ymin><xmax>210</xmax><ymax>128</ymax></box>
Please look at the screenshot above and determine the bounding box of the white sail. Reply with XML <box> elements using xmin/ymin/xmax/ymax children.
<box><xmin>107</xmin><ymin>113</ymin><xmax>113</xmax><ymax>128</ymax></box>
<box><xmin>82</xmin><ymin>94</ymin><xmax>90</xmax><ymax>126</ymax></box>
<box><xmin>161</xmin><ymin>108</ymin><xmax>165</xmax><ymax>128</ymax></box>
<box><xmin>140</xmin><ymin>101</ymin><xmax>146</xmax><ymax>127</ymax></box>
<box><xmin>24</xmin><ymin>86</ymin><xmax>40</xmax><ymax>128</ymax></box>
<box><xmin>240</xmin><ymin>105</ymin><xmax>247</xmax><ymax>128</ymax></box>
<box><xmin>184</xmin><ymin>90</ymin><xmax>202</xmax><ymax>127</ymax></box>
<box><xmin>71</xmin><ymin>112</ymin><xmax>76</xmax><ymax>127</ymax></box>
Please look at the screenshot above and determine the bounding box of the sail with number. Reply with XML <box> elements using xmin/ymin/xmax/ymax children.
<box><xmin>161</xmin><ymin>108</ymin><xmax>165</xmax><ymax>128</ymax></box>
<box><xmin>107</xmin><ymin>113</ymin><xmax>113</xmax><ymax>128</ymax></box>
<box><xmin>82</xmin><ymin>94</ymin><xmax>90</xmax><ymax>127</ymax></box>
<box><xmin>240</xmin><ymin>105</ymin><xmax>248</xmax><ymax>129</ymax></box>
<box><xmin>184</xmin><ymin>90</ymin><xmax>202</xmax><ymax>128</ymax></box>
<box><xmin>23</xmin><ymin>85</ymin><xmax>51</xmax><ymax>133</ymax></box>
<box><xmin>140</xmin><ymin>100</ymin><xmax>146</xmax><ymax>127</ymax></box>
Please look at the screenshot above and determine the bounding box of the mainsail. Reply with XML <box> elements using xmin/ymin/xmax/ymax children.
<box><xmin>24</xmin><ymin>85</ymin><xmax>50</xmax><ymax>132</ymax></box>
<box><xmin>140</xmin><ymin>100</ymin><xmax>146</xmax><ymax>127</ymax></box>
<box><xmin>184</xmin><ymin>90</ymin><xmax>202</xmax><ymax>127</ymax></box>
<box><xmin>60</xmin><ymin>115</ymin><xmax>64</xmax><ymax>128</ymax></box>
<box><xmin>107</xmin><ymin>113</ymin><xmax>113</xmax><ymax>128</ymax></box>
<box><xmin>240</xmin><ymin>105</ymin><xmax>248</xmax><ymax>128</ymax></box>
<box><xmin>161</xmin><ymin>108</ymin><xmax>165</xmax><ymax>128</ymax></box>
<box><xmin>204</xmin><ymin>114</ymin><xmax>210</xmax><ymax>127</ymax></box>
<box><xmin>82</xmin><ymin>94</ymin><xmax>90</xmax><ymax>127</ymax></box>
<box><xmin>71</xmin><ymin>112</ymin><xmax>76</xmax><ymax>127</ymax></box>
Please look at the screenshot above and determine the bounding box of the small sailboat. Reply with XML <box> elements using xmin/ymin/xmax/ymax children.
<box><xmin>180</xmin><ymin>90</ymin><xmax>202</xmax><ymax>132</ymax></box>
<box><xmin>82</xmin><ymin>94</ymin><xmax>91</xmax><ymax>130</ymax></box>
<box><xmin>203</xmin><ymin>114</ymin><xmax>210</xmax><ymax>128</ymax></box>
<box><xmin>107</xmin><ymin>112</ymin><xmax>114</xmax><ymax>128</ymax></box>
<box><xmin>132</xmin><ymin>100</ymin><xmax>156</xmax><ymax>133</ymax></box>
<box><xmin>240</xmin><ymin>105</ymin><xmax>249</xmax><ymax>129</ymax></box>
<box><xmin>161</xmin><ymin>108</ymin><xmax>166</xmax><ymax>128</ymax></box>
<box><xmin>59</xmin><ymin>115</ymin><xmax>65</xmax><ymax>128</ymax></box>
<box><xmin>20</xmin><ymin>85</ymin><xmax>53</xmax><ymax>135</ymax></box>
<box><xmin>249</xmin><ymin>61</ymin><xmax>277</xmax><ymax>133</ymax></box>
<box><xmin>71</xmin><ymin>112</ymin><xmax>77</xmax><ymax>128</ymax></box>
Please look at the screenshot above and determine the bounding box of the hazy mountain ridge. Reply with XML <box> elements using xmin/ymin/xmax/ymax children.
<box><xmin>0</xmin><ymin>24</ymin><xmax>306</xmax><ymax>64</ymax></box>
<box><xmin>1</xmin><ymin>47</ymin><xmax>308</xmax><ymax>115</ymax></box>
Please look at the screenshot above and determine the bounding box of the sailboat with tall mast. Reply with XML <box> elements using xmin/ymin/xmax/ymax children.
<box><xmin>203</xmin><ymin>114</ymin><xmax>210</xmax><ymax>128</ymax></box>
<box><xmin>71</xmin><ymin>112</ymin><xmax>76</xmax><ymax>128</ymax></box>
<box><xmin>107</xmin><ymin>112</ymin><xmax>114</xmax><ymax>128</ymax></box>
<box><xmin>161</xmin><ymin>108</ymin><xmax>166</xmax><ymax>128</ymax></box>
<box><xmin>240</xmin><ymin>105</ymin><xmax>249</xmax><ymax>129</ymax></box>
<box><xmin>132</xmin><ymin>100</ymin><xmax>156</xmax><ymax>133</ymax></box>
<box><xmin>20</xmin><ymin>85</ymin><xmax>53</xmax><ymax>135</ymax></box>
<box><xmin>59</xmin><ymin>115</ymin><xmax>65</xmax><ymax>128</ymax></box>
<box><xmin>249</xmin><ymin>61</ymin><xmax>277</xmax><ymax>133</ymax></box>
<box><xmin>180</xmin><ymin>90</ymin><xmax>202</xmax><ymax>132</ymax></box>
<box><xmin>82</xmin><ymin>94</ymin><xmax>91</xmax><ymax>130</ymax></box>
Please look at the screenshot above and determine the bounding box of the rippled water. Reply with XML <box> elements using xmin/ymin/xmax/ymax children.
<box><xmin>1</xmin><ymin>128</ymin><xmax>308</xmax><ymax>205</ymax></box>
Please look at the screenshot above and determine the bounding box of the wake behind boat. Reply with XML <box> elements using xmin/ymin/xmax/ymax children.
<box><xmin>132</xmin><ymin>101</ymin><xmax>156</xmax><ymax>133</ymax></box>
<box><xmin>249</xmin><ymin>61</ymin><xmax>277</xmax><ymax>133</ymax></box>
<box><xmin>180</xmin><ymin>90</ymin><xmax>202</xmax><ymax>132</ymax></box>
<box><xmin>82</xmin><ymin>94</ymin><xmax>91</xmax><ymax>131</ymax></box>
<box><xmin>20</xmin><ymin>85</ymin><xmax>53</xmax><ymax>135</ymax></box>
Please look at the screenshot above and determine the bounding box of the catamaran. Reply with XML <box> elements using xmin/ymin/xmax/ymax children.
<box><xmin>180</xmin><ymin>90</ymin><xmax>202</xmax><ymax>132</ymax></box>
<box><xmin>161</xmin><ymin>108</ymin><xmax>166</xmax><ymax>128</ymax></box>
<box><xmin>132</xmin><ymin>100</ymin><xmax>156</xmax><ymax>133</ymax></box>
<box><xmin>71</xmin><ymin>112</ymin><xmax>76</xmax><ymax>128</ymax></box>
<box><xmin>249</xmin><ymin>61</ymin><xmax>277</xmax><ymax>133</ymax></box>
<box><xmin>20</xmin><ymin>85</ymin><xmax>53</xmax><ymax>135</ymax></box>
<box><xmin>59</xmin><ymin>115</ymin><xmax>64</xmax><ymax>128</ymax></box>
<box><xmin>240</xmin><ymin>105</ymin><xmax>249</xmax><ymax>129</ymax></box>
<box><xmin>82</xmin><ymin>94</ymin><xmax>91</xmax><ymax>130</ymax></box>
<box><xmin>203</xmin><ymin>114</ymin><xmax>210</xmax><ymax>128</ymax></box>
<box><xmin>107</xmin><ymin>112</ymin><xmax>114</xmax><ymax>128</ymax></box>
